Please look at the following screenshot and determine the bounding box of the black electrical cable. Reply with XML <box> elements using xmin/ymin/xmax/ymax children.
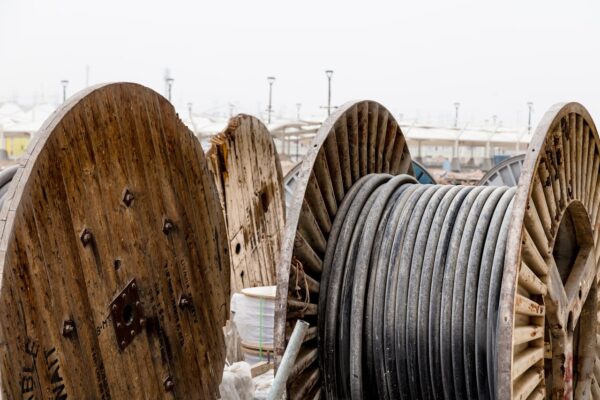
<box><xmin>318</xmin><ymin>174</ymin><xmax>516</xmax><ymax>399</ymax></box>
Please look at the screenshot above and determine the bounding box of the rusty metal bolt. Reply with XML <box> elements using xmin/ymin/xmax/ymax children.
<box><xmin>163</xmin><ymin>218</ymin><xmax>174</xmax><ymax>234</ymax></box>
<box><xmin>62</xmin><ymin>320</ymin><xmax>75</xmax><ymax>337</ymax></box>
<box><xmin>80</xmin><ymin>228</ymin><xmax>93</xmax><ymax>247</ymax></box>
<box><xmin>122</xmin><ymin>189</ymin><xmax>135</xmax><ymax>207</ymax></box>
<box><xmin>178</xmin><ymin>295</ymin><xmax>192</xmax><ymax>309</ymax></box>
<box><xmin>164</xmin><ymin>376</ymin><xmax>174</xmax><ymax>392</ymax></box>
<box><xmin>130</xmin><ymin>329</ymin><xmax>135</xmax><ymax>337</ymax></box>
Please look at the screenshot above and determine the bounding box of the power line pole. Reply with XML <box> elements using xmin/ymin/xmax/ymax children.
<box><xmin>166</xmin><ymin>78</ymin><xmax>174</xmax><ymax>102</ymax></box>
<box><xmin>453</xmin><ymin>102</ymin><xmax>460</xmax><ymax>128</ymax></box>
<box><xmin>60</xmin><ymin>80</ymin><xmax>69</xmax><ymax>103</ymax></box>
<box><xmin>325</xmin><ymin>70</ymin><xmax>333</xmax><ymax>115</ymax></box>
<box><xmin>527</xmin><ymin>102</ymin><xmax>533</xmax><ymax>135</ymax></box>
<box><xmin>267</xmin><ymin>76</ymin><xmax>275</xmax><ymax>124</ymax></box>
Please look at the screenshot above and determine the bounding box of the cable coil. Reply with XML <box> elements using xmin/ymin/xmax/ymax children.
<box><xmin>319</xmin><ymin>173</ymin><xmax>516</xmax><ymax>399</ymax></box>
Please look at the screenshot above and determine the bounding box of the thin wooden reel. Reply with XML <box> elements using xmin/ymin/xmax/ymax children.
<box><xmin>274</xmin><ymin>100</ymin><xmax>414</xmax><ymax>398</ymax></box>
<box><xmin>499</xmin><ymin>102</ymin><xmax>600</xmax><ymax>399</ymax></box>
<box><xmin>0</xmin><ymin>83</ymin><xmax>230</xmax><ymax>399</ymax></box>
<box><xmin>479</xmin><ymin>154</ymin><xmax>525</xmax><ymax>187</ymax></box>
<box><xmin>207</xmin><ymin>114</ymin><xmax>286</xmax><ymax>294</ymax></box>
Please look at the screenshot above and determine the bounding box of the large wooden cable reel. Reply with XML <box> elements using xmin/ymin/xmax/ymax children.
<box><xmin>0</xmin><ymin>83</ymin><xmax>230</xmax><ymax>399</ymax></box>
<box><xmin>498</xmin><ymin>102</ymin><xmax>600</xmax><ymax>399</ymax></box>
<box><xmin>275</xmin><ymin>99</ymin><xmax>600</xmax><ymax>399</ymax></box>
<box><xmin>274</xmin><ymin>100</ymin><xmax>415</xmax><ymax>398</ymax></box>
<box><xmin>207</xmin><ymin>115</ymin><xmax>286</xmax><ymax>294</ymax></box>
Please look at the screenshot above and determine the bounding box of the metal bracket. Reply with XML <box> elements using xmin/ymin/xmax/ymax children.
<box><xmin>110</xmin><ymin>278</ymin><xmax>145</xmax><ymax>351</ymax></box>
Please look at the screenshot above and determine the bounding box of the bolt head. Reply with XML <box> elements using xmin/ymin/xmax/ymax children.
<box><xmin>122</xmin><ymin>189</ymin><xmax>135</xmax><ymax>207</ymax></box>
<box><xmin>163</xmin><ymin>219</ymin><xmax>174</xmax><ymax>234</ymax></box>
<box><xmin>80</xmin><ymin>229</ymin><xmax>93</xmax><ymax>246</ymax></box>
<box><xmin>62</xmin><ymin>320</ymin><xmax>75</xmax><ymax>337</ymax></box>
<box><xmin>164</xmin><ymin>377</ymin><xmax>174</xmax><ymax>391</ymax></box>
<box><xmin>178</xmin><ymin>295</ymin><xmax>191</xmax><ymax>309</ymax></box>
<box><xmin>130</xmin><ymin>330</ymin><xmax>135</xmax><ymax>336</ymax></box>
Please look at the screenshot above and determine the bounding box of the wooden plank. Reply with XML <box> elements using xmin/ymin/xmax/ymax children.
<box><xmin>0</xmin><ymin>83</ymin><xmax>230</xmax><ymax>399</ymax></box>
<box><xmin>207</xmin><ymin>115</ymin><xmax>285</xmax><ymax>294</ymax></box>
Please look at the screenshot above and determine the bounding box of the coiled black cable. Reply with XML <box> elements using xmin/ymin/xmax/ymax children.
<box><xmin>318</xmin><ymin>174</ymin><xmax>515</xmax><ymax>400</ymax></box>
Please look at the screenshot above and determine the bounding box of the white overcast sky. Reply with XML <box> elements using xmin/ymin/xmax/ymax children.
<box><xmin>0</xmin><ymin>0</ymin><xmax>598</xmax><ymax>127</ymax></box>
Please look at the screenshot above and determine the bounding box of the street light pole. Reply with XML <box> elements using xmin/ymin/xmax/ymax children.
<box><xmin>527</xmin><ymin>102</ymin><xmax>533</xmax><ymax>136</ymax></box>
<box><xmin>296</xmin><ymin>103</ymin><xmax>301</xmax><ymax>121</ymax></box>
<box><xmin>325</xmin><ymin>70</ymin><xmax>333</xmax><ymax>116</ymax></box>
<box><xmin>454</xmin><ymin>102</ymin><xmax>460</xmax><ymax>128</ymax></box>
<box><xmin>166</xmin><ymin>78</ymin><xmax>174</xmax><ymax>102</ymax></box>
<box><xmin>60</xmin><ymin>80</ymin><xmax>69</xmax><ymax>103</ymax></box>
<box><xmin>267</xmin><ymin>76</ymin><xmax>275</xmax><ymax>124</ymax></box>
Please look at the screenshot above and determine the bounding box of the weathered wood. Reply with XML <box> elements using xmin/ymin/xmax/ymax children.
<box><xmin>0</xmin><ymin>83</ymin><xmax>230</xmax><ymax>399</ymax></box>
<box><xmin>207</xmin><ymin>115</ymin><xmax>285</xmax><ymax>295</ymax></box>
<box><xmin>250</xmin><ymin>360</ymin><xmax>273</xmax><ymax>378</ymax></box>
<box><xmin>274</xmin><ymin>101</ymin><xmax>414</xmax><ymax>396</ymax></box>
<box><xmin>499</xmin><ymin>103</ymin><xmax>600</xmax><ymax>399</ymax></box>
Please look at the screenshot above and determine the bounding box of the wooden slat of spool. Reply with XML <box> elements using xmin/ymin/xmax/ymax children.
<box><xmin>207</xmin><ymin>115</ymin><xmax>285</xmax><ymax>295</ymax></box>
<box><xmin>0</xmin><ymin>83</ymin><xmax>229</xmax><ymax>399</ymax></box>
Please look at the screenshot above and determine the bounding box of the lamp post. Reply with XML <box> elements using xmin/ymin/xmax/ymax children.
<box><xmin>267</xmin><ymin>76</ymin><xmax>275</xmax><ymax>124</ymax></box>
<box><xmin>527</xmin><ymin>102</ymin><xmax>533</xmax><ymax>136</ymax></box>
<box><xmin>296</xmin><ymin>103</ymin><xmax>302</xmax><ymax>121</ymax></box>
<box><xmin>454</xmin><ymin>102</ymin><xmax>460</xmax><ymax>128</ymax></box>
<box><xmin>60</xmin><ymin>80</ymin><xmax>69</xmax><ymax>103</ymax></box>
<box><xmin>325</xmin><ymin>70</ymin><xmax>333</xmax><ymax>116</ymax></box>
<box><xmin>166</xmin><ymin>78</ymin><xmax>174</xmax><ymax>102</ymax></box>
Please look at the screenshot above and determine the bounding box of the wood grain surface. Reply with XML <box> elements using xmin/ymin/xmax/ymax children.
<box><xmin>207</xmin><ymin>115</ymin><xmax>285</xmax><ymax>295</ymax></box>
<box><xmin>0</xmin><ymin>83</ymin><xmax>230</xmax><ymax>399</ymax></box>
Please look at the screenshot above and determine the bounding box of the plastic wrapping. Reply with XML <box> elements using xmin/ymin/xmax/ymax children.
<box><xmin>231</xmin><ymin>287</ymin><xmax>275</xmax><ymax>350</ymax></box>
<box><xmin>219</xmin><ymin>362</ymin><xmax>254</xmax><ymax>400</ymax></box>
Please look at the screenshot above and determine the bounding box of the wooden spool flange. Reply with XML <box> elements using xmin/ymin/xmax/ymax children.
<box><xmin>479</xmin><ymin>154</ymin><xmax>525</xmax><ymax>187</ymax></box>
<box><xmin>275</xmin><ymin>99</ymin><xmax>600</xmax><ymax>399</ymax></box>
<box><xmin>0</xmin><ymin>83</ymin><xmax>230</xmax><ymax>399</ymax></box>
<box><xmin>207</xmin><ymin>114</ymin><xmax>285</xmax><ymax>294</ymax></box>
<box><xmin>499</xmin><ymin>103</ymin><xmax>600</xmax><ymax>399</ymax></box>
<box><xmin>274</xmin><ymin>100</ymin><xmax>414</xmax><ymax>398</ymax></box>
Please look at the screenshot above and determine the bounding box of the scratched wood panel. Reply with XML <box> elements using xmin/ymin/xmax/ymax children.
<box><xmin>207</xmin><ymin>115</ymin><xmax>285</xmax><ymax>295</ymax></box>
<box><xmin>0</xmin><ymin>83</ymin><xmax>230</xmax><ymax>399</ymax></box>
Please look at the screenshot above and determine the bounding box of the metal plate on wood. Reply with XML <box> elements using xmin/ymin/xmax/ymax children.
<box><xmin>0</xmin><ymin>83</ymin><xmax>230</xmax><ymax>399</ymax></box>
<box><xmin>207</xmin><ymin>114</ymin><xmax>285</xmax><ymax>295</ymax></box>
<box><xmin>110</xmin><ymin>278</ymin><xmax>145</xmax><ymax>351</ymax></box>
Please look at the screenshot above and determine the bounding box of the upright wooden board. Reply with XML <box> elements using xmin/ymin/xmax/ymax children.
<box><xmin>207</xmin><ymin>115</ymin><xmax>285</xmax><ymax>294</ymax></box>
<box><xmin>0</xmin><ymin>83</ymin><xmax>230</xmax><ymax>399</ymax></box>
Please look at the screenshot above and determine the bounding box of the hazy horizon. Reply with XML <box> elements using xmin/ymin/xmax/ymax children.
<box><xmin>1</xmin><ymin>0</ymin><xmax>598</xmax><ymax>128</ymax></box>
